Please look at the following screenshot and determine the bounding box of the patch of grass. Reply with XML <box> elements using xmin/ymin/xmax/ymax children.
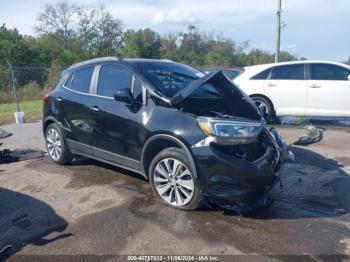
<box><xmin>0</xmin><ymin>100</ymin><xmax>42</xmax><ymax>125</ymax></box>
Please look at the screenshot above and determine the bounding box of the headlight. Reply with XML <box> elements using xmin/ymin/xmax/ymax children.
<box><xmin>197</xmin><ymin>117</ymin><xmax>264</xmax><ymax>144</ymax></box>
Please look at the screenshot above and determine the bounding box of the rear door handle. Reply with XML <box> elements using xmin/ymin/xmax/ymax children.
<box><xmin>56</xmin><ymin>97</ymin><xmax>62</xmax><ymax>102</ymax></box>
<box><xmin>267</xmin><ymin>83</ymin><xmax>276</xmax><ymax>87</ymax></box>
<box><xmin>310</xmin><ymin>84</ymin><xmax>321</xmax><ymax>88</ymax></box>
<box><xmin>91</xmin><ymin>105</ymin><xmax>100</xmax><ymax>112</ymax></box>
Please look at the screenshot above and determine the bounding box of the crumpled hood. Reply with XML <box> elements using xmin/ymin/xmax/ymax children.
<box><xmin>170</xmin><ymin>71</ymin><xmax>262</xmax><ymax>121</ymax></box>
<box><xmin>170</xmin><ymin>71</ymin><xmax>219</xmax><ymax>105</ymax></box>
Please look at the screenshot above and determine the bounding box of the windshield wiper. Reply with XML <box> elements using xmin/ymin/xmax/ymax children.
<box><xmin>171</xmin><ymin>72</ymin><xmax>199</xmax><ymax>80</ymax></box>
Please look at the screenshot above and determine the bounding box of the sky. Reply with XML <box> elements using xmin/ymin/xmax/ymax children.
<box><xmin>0</xmin><ymin>0</ymin><xmax>349</xmax><ymax>62</ymax></box>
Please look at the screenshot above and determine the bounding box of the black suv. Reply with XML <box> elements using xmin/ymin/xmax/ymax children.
<box><xmin>43</xmin><ymin>57</ymin><xmax>292</xmax><ymax>212</ymax></box>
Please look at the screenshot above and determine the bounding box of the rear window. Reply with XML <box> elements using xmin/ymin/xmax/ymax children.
<box><xmin>251</xmin><ymin>68</ymin><xmax>271</xmax><ymax>80</ymax></box>
<box><xmin>68</xmin><ymin>67</ymin><xmax>94</xmax><ymax>93</ymax></box>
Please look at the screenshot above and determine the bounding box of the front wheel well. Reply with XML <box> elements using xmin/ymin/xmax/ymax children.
<box><xmin>142</xmin><ymin>139</ymin><xmax>181</xmax><ymax>178</ymax></box>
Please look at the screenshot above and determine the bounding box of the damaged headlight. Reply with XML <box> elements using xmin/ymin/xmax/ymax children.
<box><xmin>197</xmin><ymin>117</ymin><xmax>264</xmax><ymax>144</ymax></box>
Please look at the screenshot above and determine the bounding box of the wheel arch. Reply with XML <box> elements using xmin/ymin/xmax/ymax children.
<box><xmin>141</xmin><ymin>134</ymin><xmax>197</xmax><ymax>180</ymax></box>
<box><xmin>43</xmin><ymin>116</ymin><xmax>60</xmax><ymax>134</ymax></box>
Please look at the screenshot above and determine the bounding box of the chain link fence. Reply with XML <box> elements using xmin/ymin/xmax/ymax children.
<box><xmin>0</xmin><ymin>65</ymin><xmax>65</xmax><ymax>125</ymax></box>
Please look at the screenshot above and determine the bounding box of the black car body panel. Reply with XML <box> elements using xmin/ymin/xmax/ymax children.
<box><xmin>43</xmin><ymin>57</ymin><xmax>292</xmax><ymax>212</ymax></box>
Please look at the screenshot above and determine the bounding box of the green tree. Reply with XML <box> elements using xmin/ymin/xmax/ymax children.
<box><xmin>177</xmin><ymin>25</ymin><xmax>205</xmax><ymax>66</ymax></box>
<box><xmin>159</xmin><ymin>33</ymin><xmax>179</xmax><ymax>61</ymax></box>
<box><xmin>35</xmin><ymin>1</ymin><xmax>77</xmax><ymax>50</ymax></box>
<box><xmin>94</xmin><ymin>7</ymin><xmax>123</xmax><ymax>56</ymax></box>
<box><xmin>0</xmin><ymin>24</ymin><xmax>39</xmax><ymax>88</ymax></box>
<box><xmin>279</xmin><ymin>51</ymin><xmax>297</xmax><ymax>62</ymax></box>
<box><xmin>122</xmin><ymin>28</ymin><xmax>161</xmax><ymax>58</ymax></box>
<box><xmin>0</xmin><ymin>24</ymin><xmax>35</xmax><ymax>66</ymax></box>
<box><xmin>244</xmin><ymin>49</ymin><xmax>274</xmax><ymax>65</ymax></box>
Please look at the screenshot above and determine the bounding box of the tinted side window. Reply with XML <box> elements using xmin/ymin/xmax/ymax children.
<box><xmin>70</xmin><ymin>67</ymin><xmax>94</xmax><ymax>93</ymax></box>
<box><xmin>251</xmin><ymin>68</ymin><xmax>271</xmax><ymax>80</ymax></box>
<box><xmin>271</xmin><ymin>64</ymin><xmax>304</xmax><ymax>80</ymax></box>
<box><xmin>98</xmin><ymin>65</ymin><xmax>133</xmax><ymax>97</ymax></box>
<box><xmin>310</xmin><ymin>64</ymin><xmax>350</xmax><ymax>81</ymax></box>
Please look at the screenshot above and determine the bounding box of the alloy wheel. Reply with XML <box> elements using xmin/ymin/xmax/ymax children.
<box><xmin>254</xmin><ymin>99</ymin><xmax>270</xmax><ymax>118</ymax></box>
<box><xmin>153</xmin><ymin>158</ymin><xmax>194</xmax><ymax>207</ymax></box>
<box><xmin>46</xmin><ymin>128</ymin><xmax>62</xmax><ymax>161</ymax></box>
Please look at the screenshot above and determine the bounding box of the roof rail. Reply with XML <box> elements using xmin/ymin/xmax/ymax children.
<box><xmin>161</xmin><ymin>59</ymin><xmax>174</xmax><ymax>62</ymax></box>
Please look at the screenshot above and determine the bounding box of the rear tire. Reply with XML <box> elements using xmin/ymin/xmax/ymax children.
<box><xmin>149</xmin><ymin>147</ymin><xmax>202</xmax><ymax>210</ymax></box>
<box><xmin>45</xmin><ymin>123</ymin><xmax>73</xmax><ymax>165</ymax></box>
<box><xmin>251</xmin><ymin>95</ymin><xmax>274</xmax><ymax>122</ymax></box>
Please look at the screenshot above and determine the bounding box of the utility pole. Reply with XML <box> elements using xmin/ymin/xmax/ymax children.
<box><xmin>275</xmin><ymin>0</ymin><xmax>282</xmax><ymax>63</ymax></box>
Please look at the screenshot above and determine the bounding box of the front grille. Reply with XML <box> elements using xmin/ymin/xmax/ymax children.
<box><xmin>212</xmin><ymin>131</ymin><xmax>270</xmax><ymax>162</ymax></box>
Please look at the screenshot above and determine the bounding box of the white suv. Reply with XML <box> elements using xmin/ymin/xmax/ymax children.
<box><xmin>234</xmin><ymin>60</ymin><xmax>350</xmax><ymax>120</ymax></box>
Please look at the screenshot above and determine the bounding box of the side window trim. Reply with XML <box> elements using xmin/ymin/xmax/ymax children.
<box><xmin>91</xmin><ymin>65</ymin><xmax>101</xmax><ymax>95</ymax></box>
<box><xmin>306</xmin><ymin>63</ymin><xmax>311</xmax><ymax>80</ymax></box>
<box><xmin>131</xmin><ymin>74</ymin><xmax>136</xmax><ymax>94</ymax></box>
<box><xmin>267</xmin><ymin>68</ymin><xmax>272</xmax><ymax>80</ymax></box>
<box><xmin>142</xmin><ymin>84</ymin><xmax>147</xmax><ymax>105</ymax></box>
<box><xmin>131</xmin><ymin>75</ymin><xmax>146</xmax><ymax>105</ymax></box>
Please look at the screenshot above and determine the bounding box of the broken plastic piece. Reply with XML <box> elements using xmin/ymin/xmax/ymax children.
<box><xmin>0</xmin><ymin>129</ymin><xmax>12</xmax><ymax>139</ymax></box>
<box><xmin>293</xmin><ymin>125</ymin><xmax>324</xmax><ymax>146</ymax></box>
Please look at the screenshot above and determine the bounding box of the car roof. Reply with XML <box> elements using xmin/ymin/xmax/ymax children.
<box><xmin>205</xmin><ymin>67</ymin><xmax>242</xmax><ymax>72</ymax></box>
<box><xmin>67</xmin><ymin>57</ymin><xmax>175</xmax><ymax>71</ymax></box>
<box><xmin>236</xmin><ymin>60</ymin><xmax>350</xmax><ymax>80</ymax></box>
<box><xmin>245</xmin><ymin>60</ymin><xmax>349</xmax><ymax>70</ymax></box>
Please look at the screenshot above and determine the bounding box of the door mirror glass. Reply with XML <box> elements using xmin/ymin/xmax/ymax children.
<box><xmin>114</xmin><ymin>88</ymin><xmax>134</xmax><ymax>105</ymax></box>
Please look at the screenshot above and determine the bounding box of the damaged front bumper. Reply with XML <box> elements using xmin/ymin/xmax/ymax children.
<box><xmin>191</xmin><ymin>127</ymin><xmax>294</xmax><ymax>213</ymax></box>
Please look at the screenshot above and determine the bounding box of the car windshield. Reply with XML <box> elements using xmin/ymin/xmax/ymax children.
<box><xmin>131</xmin><ymin>61</ymin><xmax>205</xmax><ymax>98</ymax></box>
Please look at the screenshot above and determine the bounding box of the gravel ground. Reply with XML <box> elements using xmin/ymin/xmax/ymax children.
<box><xmin>0</xmin><ymin>120</ymin><xmax>350</xmax><ymax>260</ymax></box>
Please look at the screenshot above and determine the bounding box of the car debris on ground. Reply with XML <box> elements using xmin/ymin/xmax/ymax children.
<box><xmin>0</xmin><ymin>128</ymin><xmax>45</xmax><ymax>164</ymax></box>
<box><xmin>0</xmin><ymin>128</ymin><xmax>12</xmax><ymax>139</ymax></box>
<box><xmin>293</xmin><ymin>125</ymin><xmax>325</xmax><ymax>146</ymax></box>
<box><xmin>0</xmin><ymin>149</ymin><xmax>45</xmax><ymax>164</ymax></box>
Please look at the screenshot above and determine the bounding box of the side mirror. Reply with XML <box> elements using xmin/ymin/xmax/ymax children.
<box><xmin>114</xmin><ymin>88</ymin><xmax>134</xmax><ymax>105</ymax></box>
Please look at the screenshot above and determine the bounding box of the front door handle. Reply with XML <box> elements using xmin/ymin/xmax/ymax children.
<box><xmin>91</xmin><ymin>105</ymin><xmax>100</xmax><ymax>112</ymax></box>
<box><xmin>267</xmin><ymin>83</ymin><xmax>276</xmax><ymax>87</ymax></box>
<box><xmin>56</xmin><ymin>97</ymin><xmax>62</xmax><ymax>102</ymax></box>
<box><xmin>310</xmin><ymin>84</ymin><xmax>321</xmax><ymax>88</ymax></box>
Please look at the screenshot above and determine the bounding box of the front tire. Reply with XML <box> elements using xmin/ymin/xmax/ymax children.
<box><xmin>45</xmin><ymin>123</ymin><xmax>73</xmax><ymax>165</ymax></box>
<box><xmin>149</xmin><ymin>147</ymin><xmax>202</xmax><ymax>210</ymax></box>
<box><xmin>251</xmin><ymin>95</ymin><xmax>274</xmax><ymax>122</ymax></box>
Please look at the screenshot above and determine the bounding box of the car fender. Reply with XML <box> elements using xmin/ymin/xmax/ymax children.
<box><xmin>141</xmin><ymin>134</ymin><xmax>198</xmax><ymax>180</ymax></box>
